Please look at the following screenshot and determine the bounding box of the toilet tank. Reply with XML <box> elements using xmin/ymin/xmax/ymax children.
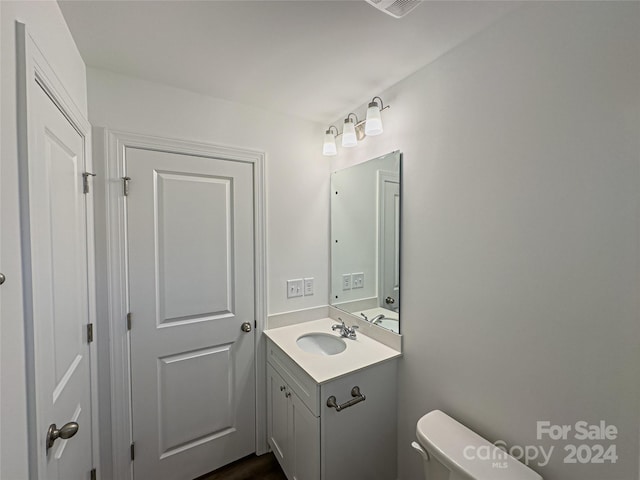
<box><xmin>413</xmin><ymin>410</ymin><xmax>542</xmax><ymax>480</ymax></box>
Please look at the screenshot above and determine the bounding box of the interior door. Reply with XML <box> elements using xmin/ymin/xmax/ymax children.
<box><xmin>28</xmin><ymin>82</ymin><xmax>94</xmax><ymax>480</ymax></box>
<box><xmin>379</xmin><ymin>176</ymin><xmax>400</xmax><ymax>311</ymax></box>
<box><xmin>126</xmin><ymin>147</ymin><xmax>256</xmax><ymax>480</ymax></box>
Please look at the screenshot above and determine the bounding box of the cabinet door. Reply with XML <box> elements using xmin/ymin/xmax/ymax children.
<box><xmin>320</xmin><ymin>360</ymin><xmax>398</xmax><ymax>480</ymax></box>
<box><xmin>267</xmin><ymin>364</ymin><xmax>290</xmax><ymax>475</ymax></box>
<box><xmin>290</xmin><ymin>394</ymin><xmax>320</xmax><ymax>480</ymax></box>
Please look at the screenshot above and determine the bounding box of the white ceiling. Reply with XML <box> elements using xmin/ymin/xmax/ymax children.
<box><xmin>58</xmin><ymin>0</ymin><xmax>519</xmax><ymax>124</ymax></box>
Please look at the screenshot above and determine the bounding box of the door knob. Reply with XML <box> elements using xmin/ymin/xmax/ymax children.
<box><xmin>385</xmin><ymin>296</ymin><xmax>395</xmax><ymax>305</ymax></box>
<box><xmin>241</xmin><ymin>322</ymin><xmax>252</xmax><ymax>333</ymax></box>
<box><xmin>46</xmin><ymin>422</ymin><xmax>79</xmax><ymax>452</ymax></box>
<box><xmin>0</xmin><ymin>273</ymin><xmax>5</xmax><ymax>285</ymax></box>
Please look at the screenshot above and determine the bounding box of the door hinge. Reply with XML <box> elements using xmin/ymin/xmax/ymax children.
<box><xmin>90</xmin><ymin>468</ymin><xmax>97</xmax><ymax>480</ymax></box>
<box><xmin>82</xmin><ymin>172</ymin><xmax>96</xmax><ymax>194</ymax></box>
<box><xmin>122</xmin><ymin>176</ymin><xmax>131</xmax><ymax>196</ymax></box>
<box><xmin>126</xmin><ymin>312</ymin><xmax>132</xmax><ymax>330</ymax></box>
<box><xmin>87</xmin><ymin>323</ymin><xmax>94</xmax><ymax>343</ymax></box>
<box><xmin>130</xmin><ymin>442</ymin><xmax>135</xmax><ymax>461</ymax></box>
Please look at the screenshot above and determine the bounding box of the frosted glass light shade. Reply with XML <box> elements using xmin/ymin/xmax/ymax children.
<box><xmin>365</xmin><ymin>101</ymin><xmax>383</xmax><ymax>136</ymax></box>
<box><xmin>342</xmin><ymin>119</ymin><xmax>357</xmax><ymax>147</ymax></box>
<box><xmin>323</xmin><ymin>131</ymin><xmax>337</xmax><ymax>156</ymax></box>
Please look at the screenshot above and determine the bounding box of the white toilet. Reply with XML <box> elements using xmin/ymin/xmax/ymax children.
<box><xmin>412</xmin><ymin>410</ymin><xmax>543</xmax><ymax>480</ymax></box>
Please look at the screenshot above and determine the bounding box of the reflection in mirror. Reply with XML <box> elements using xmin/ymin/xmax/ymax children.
<box><xmin>330</xmin><ymin>151</ymin><xmax>401</xmax><ymax>333</ymax></box>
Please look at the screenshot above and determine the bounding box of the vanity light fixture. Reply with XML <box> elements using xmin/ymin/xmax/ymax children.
<box><xmin>365</xmin><ymin>96</ymin><xmax>384</xmax><ymax>136</ymax></box>
<box><xmin>323</xmin><ymin>126</ymin><xmax>339</xmax><ymax>156</ymax></box>
<box><xmin>342</xmin><ymin>113</ymin><xmax>358</xmax><ymax>148</ymax></box>
<box><xmin>321</xmin><ymin>96</ymin><xmax>389</xmax><ymax>156</ymax></box>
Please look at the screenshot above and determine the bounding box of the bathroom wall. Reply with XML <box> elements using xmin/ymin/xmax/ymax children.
<box><xmin>0</xmin><ymin>1</ymin><xmax>88</xmax><ymax>477</ymax></box>
<box><xmin>332</xmin><ymin>3</ymin><xmax>640</xmax><ymax>480</ymax></box>
<box><xmin>86</xmin><ymin>67</ymin><xmax>330</xmax><ymax>316</ymax></box>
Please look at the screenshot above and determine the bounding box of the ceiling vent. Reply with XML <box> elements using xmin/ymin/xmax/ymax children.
<box><xmin>365</xmin><ymin>0</ymin><xmax>422</xmax><ymax>19</ymax></box>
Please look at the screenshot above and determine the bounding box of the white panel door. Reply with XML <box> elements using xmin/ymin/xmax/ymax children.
<box><xmin>126</xmin><ymin>147</ymin><xmax>255</xmax><ymax>480</ymax></box>
<box><xmin>29</xmin><ymin>83</ymin><xmax>94</xmax><ymax>480</ymax></box>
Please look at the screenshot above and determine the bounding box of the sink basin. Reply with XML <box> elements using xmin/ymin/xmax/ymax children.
<box><xmin>296</xmin><ymin>333</ymin><xmax>347</xmax><ymax>356</ymax></box>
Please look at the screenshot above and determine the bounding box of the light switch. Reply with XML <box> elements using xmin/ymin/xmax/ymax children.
<box><xmin>352</xmin><ymin>272</ymin><xmax>364</xmax><ymax>289</ymax></box>
<box><xmin>303</xmin><ymin>277</ymin><xmax>314</xmax><ymax>296</ymax></box>
<box><xmin>287</xmin><ymin>279</ymin><xmax>303</xmax><ymax>298</ymax></box>
<box><xmin>342</xmin><ymin>274</ymin><xmax>352</xmax><ymax>290</ymax></box>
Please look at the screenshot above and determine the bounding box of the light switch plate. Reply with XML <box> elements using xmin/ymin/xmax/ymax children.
<box><xmin>352</xmin><ymin>272</ymin><xmax>364</xmax><ymax>289</ymax></box>
<box><xmin>342</xmin><ymin>274</ymin><xmax>352</xmax><ymax>290</ymax></box>
<box><xmin>303</xmin><ymin>277</ymin><xmax>314</xmax><ymax>296</ymax></box>
<box><xmin>287</xmin><ymin>279</ymin><xmax>303</xmax><ymax>298</ymax></box>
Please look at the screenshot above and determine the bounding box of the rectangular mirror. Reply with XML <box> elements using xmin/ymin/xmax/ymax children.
<box><xmin>330</xmin><ymin>151</ymin><xmax>401</xmax><ymax>333</ymax></box>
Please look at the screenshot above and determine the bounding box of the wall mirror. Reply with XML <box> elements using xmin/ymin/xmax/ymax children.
<box><xmin>330</xmin><ymin>151</ymin><xmax>401</xmax><ymax>333</ymax></box>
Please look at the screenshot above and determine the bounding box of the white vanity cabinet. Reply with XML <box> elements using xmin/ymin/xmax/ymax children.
<box><xmin>266</xmin><ymin>335</ymin><xmax>398</xmax><ymax>480</ymax></box>
<box><xmin>267</xmin><ymin>363</ymin><xmax>320</xmax><ymax>480</ymax></box>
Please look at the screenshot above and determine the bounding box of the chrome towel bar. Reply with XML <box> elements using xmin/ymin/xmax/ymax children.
<box><xmin>326</xmin><ymin>386</ymin><xmax>366</xmax><ymax>412</ymax></box>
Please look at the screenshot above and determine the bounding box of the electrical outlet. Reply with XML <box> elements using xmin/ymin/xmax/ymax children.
<box><xmin>287</xmin><ymin>279</ymin><xmax>303</xmax><ymax>298</ymax></box>
<box><xmin>303</xmin><ymin>277</ymin><xmax>314</xmax><ymax>296</ymax></box>
<box><xmin>352</xmin><ymin>272</ymin><xmax>364</xmax><ymax>289</ymax></box>
<box><xmin>342</xmin><ymin>274</ymin><xmax>352</xmax><ymax>291</ymax></box>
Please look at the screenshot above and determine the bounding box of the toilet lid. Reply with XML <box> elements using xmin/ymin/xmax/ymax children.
<box><xmin>416</xmin><ymin>410</ymin><xmax>542</xmax><ymax>480</ymax></box>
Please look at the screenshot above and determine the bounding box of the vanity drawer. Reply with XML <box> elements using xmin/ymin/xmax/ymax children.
<box><xmin>267</xmin><ymin>339</ymin><xmax>320</xmax><ymax>416</ymax></box>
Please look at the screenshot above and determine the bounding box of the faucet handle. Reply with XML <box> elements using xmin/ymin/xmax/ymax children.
<box><xmin>346</xmin><ymin>324</ymin><xmax>358</xmax><ymax>338</ymax></box>
<box><xmin>332</xmin><ymin>318</ymin><xmax>346</xmax><ymax>331</ymax></box>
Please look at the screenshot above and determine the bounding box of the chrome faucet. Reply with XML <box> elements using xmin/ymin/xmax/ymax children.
<box><xmin>332</xmin><ymin>318</ymin><xmax>359</xmax><ymax>339</ymax></box>
<box><xmin>361</xmin><ymin>312</ymin><xmax>385</xmax><ymax>324</ymax></box>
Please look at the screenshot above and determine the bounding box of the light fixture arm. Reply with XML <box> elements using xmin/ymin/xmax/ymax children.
<box><xmin>370</xmin><ymin>96</ymin><xmax>384</xmax><ymax>110</ymax></box>
<box><xmin>326</xmin><ymin>125</ymin><xmax>339</xmax><ymax>136</ymax></box>
<box><xmin>345</xmin><ymin>112</ymin><xmax>359</xmax><ymax>124</ymax></box>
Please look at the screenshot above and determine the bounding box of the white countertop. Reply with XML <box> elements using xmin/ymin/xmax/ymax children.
<box><xmin>264</xmin><ymin>317</ymin><xmax>402</xmax><ymax>384</ymax></box>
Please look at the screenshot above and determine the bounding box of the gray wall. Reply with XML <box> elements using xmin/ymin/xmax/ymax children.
<box><xmin>332</xmin><ymin>3</ymin><xmax>640</xmax><ymax>479</ymax></box>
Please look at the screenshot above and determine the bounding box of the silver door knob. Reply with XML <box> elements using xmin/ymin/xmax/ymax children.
<box><xmin>0</xmin><ymin>273</ymin><xmax>5</xmax><ymax>285</ymax></box>
<box><xmin>46</xmin><ymin>422</ymin><xmax>79</xmax><ymax>452</ymax></box>
<box><xmin>241</xmin><ymin>322</ymin><xmax>252</xmax><ymax>333</ymax></box>
<box><xmin>385</xmin><ymin>296</ymin><xmax>395</xmax><ymax>305</ymax></box>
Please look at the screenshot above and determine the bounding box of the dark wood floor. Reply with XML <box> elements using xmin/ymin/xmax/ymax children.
<box><xmin>195</xmin><ymin>453</ymin><xmax>287</xmax><ymax>480</ymax></box>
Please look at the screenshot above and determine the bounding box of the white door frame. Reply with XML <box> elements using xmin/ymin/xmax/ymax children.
<box><xmin>16</xmin><ymin>22</ymin><xmax>99</xmax><ymax>479</ymax></box>
<box><xmin>96</xmin><ymin>129</ymin><xmax>267</xmax><ymax>480</ymax></box>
